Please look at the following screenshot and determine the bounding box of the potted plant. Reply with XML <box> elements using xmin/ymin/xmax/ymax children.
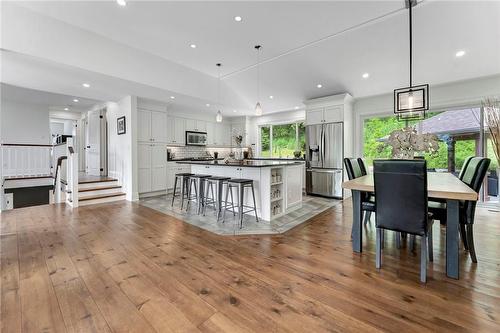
<box><xmin>483</xmin><ymin>97</ymin><xmax>500</xmax><ymax>203</ymax></box>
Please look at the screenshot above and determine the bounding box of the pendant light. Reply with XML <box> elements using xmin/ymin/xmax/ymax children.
<box><xmin>215</xmin><ymin>63</ymin><xmax>223</xmax><ymax>123</ymax></box>
<box><xmin>254</xmin><ymin>45</ymin><xmax>263</xmax><ymax>116</ymax></box>
<box><xmin>394</xmin><ymin>0</ymin><xmax>429</xmax><ymax>121</ymax></box>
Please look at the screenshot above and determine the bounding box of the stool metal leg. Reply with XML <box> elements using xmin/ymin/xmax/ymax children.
<box><xmin>250</xmin><ymin>184</ymin><xmax>259</xmax><ymax>223</ymax></box>
<box><xmin>197</xmin><ymin>179</ymin><xmax>204</xmax><ymax>215</ymax></box>
<box><xmin>171</xmin><ymin>176</ymin><xmax>178</xmax><ymax>207</ymax></box>
<box><xmin>203</xmin><ymin>181</ymin><xmax>210</xmax><ymax>216</ymax></box>
<box><xmin>222</xmin><ymin>184</ymin><xmax>230</xmax><ymax>223</ymax></box>
<box><xmin>181</xmin><ymin>177</ymin><xmax>186</xmax><ymax>210</ymax></box>
<box><xmin>216</xmin><ymin>182</ymin><xmax>223</xmax><ymax>221</ymax></box>
<box><xmin>238</xmin><ymin>183</ymin><xmax>244</xmax><ymax>229</ymax></box>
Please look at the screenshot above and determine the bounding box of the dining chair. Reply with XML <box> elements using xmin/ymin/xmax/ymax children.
<box><xmin>344</xmin><ymin>158</ymin><xmax>375</xmax><ymax>225</ymax></box>
<box><xmin>428</xmin><ymin>156</ymin><xmax>474</xmax><ymax>226</ymax></box>
<box><xmin>429</xmin><ymin>157</ymin><xmax>490</xmax><ymax>262</ymax></box>
<box><xmin>374</xmin><ymin>159</ymin><xmax>433</xmax><ymax>283</ymax></box>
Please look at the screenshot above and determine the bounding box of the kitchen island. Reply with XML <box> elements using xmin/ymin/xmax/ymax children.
<box><xmin>176</xmin><ymin>160</ymin><xmax>304</xmax><ymax>221</ymax></box>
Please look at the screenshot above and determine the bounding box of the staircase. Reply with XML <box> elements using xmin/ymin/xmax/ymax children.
<box><xmin>78</xmin><ymin>177</ymin><xmax>126</xmax><ymax>206</ymax></box>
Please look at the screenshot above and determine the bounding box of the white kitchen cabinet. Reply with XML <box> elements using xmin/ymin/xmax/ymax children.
<box><xmin>285</xmin><ymin>164</ymin><xmax>303</xmax><ymax>208</ymax></box>
<box><xmin>206</xmin><ymin>122</ymin><xmax>215</xmax><ymax>145</ymax></box>
<box><xmin>138</xmin><ymin>109</ymin><xmax>167</xmax><ymax>142</ymax></box>
<box><xmin>305</xmin><ymin>106</ymin><xmax>343</xmax><ymax>125</ymax></box>
<box><xmin>167</xmin><ymin>116</ymin><xmax>185</xmax><ymax>145</ymax></box>
<box><xmin>185</xmin><ymin>119</ymin><xmax>207</xmax><ymax>132</ymax></box>
<box><xmin>151</xmin><ymin>111</ymin><xmax>167</xmax><ymax>142</ymax></box>
<box><xmin>138</xmin><ymin>143</ymin><xmax>167</xmax><ymax>193</ymax></box>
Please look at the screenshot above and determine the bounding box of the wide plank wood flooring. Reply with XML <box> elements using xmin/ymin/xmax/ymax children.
<box><xmin>1</xmin><ymin>200</ymin><xmax>499</xmax><ymax>332</ymax></box>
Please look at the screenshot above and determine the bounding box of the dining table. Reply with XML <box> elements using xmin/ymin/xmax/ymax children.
<box><xmin>342</xmin><ymin>172</ymin><xmax>478</xmax><ymax>280</ymax></box>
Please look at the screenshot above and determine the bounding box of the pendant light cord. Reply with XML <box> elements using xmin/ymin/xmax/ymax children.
<box><xmin>217</xmin><ymin>63</ymin><xmax>221</xmax><ymax>106</ymax></box>
<box><xmin>409</xmin><ymin>1</ymin><xmax>413</xmax><ymax>88</ymax></box>
<box><xmin>255</xmin><ymin>45</ymin><xmax>261</xmax><ymax>102</ymax></box>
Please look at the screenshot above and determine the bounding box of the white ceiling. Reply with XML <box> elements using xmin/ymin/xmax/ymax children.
<box><xmin>2</xmin><ymin>1</ymin><xmax>500</xmax><ymax>116</ymax></box>
<box><xmin>1</xmin><ymin>83</ymin><xmax>101</xmax><ymax>113</ymax></box>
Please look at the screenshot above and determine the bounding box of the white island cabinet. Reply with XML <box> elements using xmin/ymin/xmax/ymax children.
<box><xmin>186</xmin><ymin>161</ymin><xmax>304</xmax><ymax>221</ymax></box>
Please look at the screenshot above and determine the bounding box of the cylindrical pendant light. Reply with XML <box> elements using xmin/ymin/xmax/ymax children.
<box><xmin>254</xmin><ymin>45</ymin><xmax>263</xmax><ymax>116</ymax></box>
<box><xmin>216</xmin><ymin>63</ymin><xmax>223</xmax><ymax>122</ymax></box>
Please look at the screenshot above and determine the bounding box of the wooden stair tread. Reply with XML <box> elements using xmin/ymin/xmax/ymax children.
<box><xmin>79</xmin><ymin>185</ymin><xmax>122</xmax><ymax>192</ymax></box>
<box><xmin>79</xmin><ymin>192</ymin><xmax>126</xmax><ymax>201</ymax></box>
<box><xmin>78</xmin><ymin>178</ymin><xmax>117</xmax><ymax>184</ymax></box>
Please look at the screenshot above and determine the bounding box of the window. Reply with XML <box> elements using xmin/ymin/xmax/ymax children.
<box><xmin>259</xmin><ymin>122</ymin><xmax>305</xmax><ymax>158</ymax></box>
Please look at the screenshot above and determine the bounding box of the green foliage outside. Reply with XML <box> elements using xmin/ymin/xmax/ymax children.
<box><xmin>362</xmin><ymin>114</ymin><xmax>498</xmax><ymax>171</ymax></box>
<box><xmin>260</xmin><ymin>122</ymin><xmax>305</xmax><ymax>158</ymax></box>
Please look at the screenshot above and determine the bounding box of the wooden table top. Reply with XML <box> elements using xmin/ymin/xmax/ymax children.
<box><xmin>342</xmin><ymin>172</ymin><xmax>478</xmax><ymax>201</ymax></box>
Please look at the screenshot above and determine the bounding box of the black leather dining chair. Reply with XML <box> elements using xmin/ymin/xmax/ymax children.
<box><xmin>344</xmin><ymin>158</ymin><xmax>375</xmax><ymax>225</ymax></box>
<box><xmin>428</xmin><ymin>156</ymin><xmax>474</xmax><ymax>225</ymax></box>
<box><xmin>374</xmin><ymin>159</ymin><xmax>433</xmax><ymax>283</ymax></box>
<box><xmin>429</xmin><ymin>157</ymin><xmax>490</xmax><ymax>263</ymax></box>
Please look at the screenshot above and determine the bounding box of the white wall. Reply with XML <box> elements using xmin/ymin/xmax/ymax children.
<box><xmin>107</xmin><ymin>96</ymin><xmax>138</xmax><ymax>201</ymax></box>
<box><xmin>353</xmin><ymin>75</ymin><xmax>500</xmax><ymax>156</ymax></box>
<box><xmin>1</xmin><ymin>99</ymin><xmax>51</xmax><ymax>144</ymax></box>
<box><xmin>50</xmin><ymin>119</ymin><xmax>74</xmax><ymax>136</ymax></box>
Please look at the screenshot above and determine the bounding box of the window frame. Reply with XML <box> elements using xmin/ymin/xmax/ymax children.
<box><xmin>258</xmin><ymin>120</ymin><xmax>304</xmax><ymax>157</ymax></box>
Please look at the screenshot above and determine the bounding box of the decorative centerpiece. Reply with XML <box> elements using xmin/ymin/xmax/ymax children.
<box><xmin>483</xmin><ymin>97</ymin><xmax>500</xmax><ymax>204</ymax></box>
<box><xmin>380</xmin><ymin>127</ymin><xmax>439</xmax><ymax>159</ymax></box>
<box><xmin>232</xmin><ymin>128</ymin><xmax>245</xmax><ymax>160</ymax></box>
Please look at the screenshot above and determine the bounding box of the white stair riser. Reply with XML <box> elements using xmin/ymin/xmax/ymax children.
<box><xmin>78</xmin><ymin>194</ymin><xmax>126</xmax><ymax>206</ymax></box>
<box><xmin>79</xmin><ymin>187</ymin><xmax>123</xmax><ymax>199</ymax></box>
<box><xmin>78</xmin><ymin>180</ymin><xmax>119</xmax><ymax>190</ymax></box>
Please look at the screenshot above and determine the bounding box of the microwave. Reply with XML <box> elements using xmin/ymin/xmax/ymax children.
<box><xmin>185</xmin><ymin>131</ymin><xmax>207</xmax><ymax>146</ymax></box>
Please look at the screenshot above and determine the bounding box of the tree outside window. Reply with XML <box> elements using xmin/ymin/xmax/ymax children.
<box><xmin>259</xmin><ymin>122</ymin><xmax>305</xmax><ymax>158</ymax></box>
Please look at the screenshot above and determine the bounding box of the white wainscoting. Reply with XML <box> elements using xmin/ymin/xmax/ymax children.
<box><xmin>1</xmin><ymin>145</ymin><xmax>52</xmax><ymax>178</ymax></box>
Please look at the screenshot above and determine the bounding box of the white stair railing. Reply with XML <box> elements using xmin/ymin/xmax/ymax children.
<box><xmin>65</xmin><ymin>137</ymin><xmax>79</xmax><ymax>208</ymax></box>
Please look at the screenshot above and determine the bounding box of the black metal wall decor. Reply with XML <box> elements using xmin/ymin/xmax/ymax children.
<box><xmin>394</xmin><ymin>0</ymin><xmax>429</xmax><ymax>121</ymax></box>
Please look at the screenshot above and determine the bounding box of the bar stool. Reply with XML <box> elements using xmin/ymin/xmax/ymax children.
<box><xmin>186</xmin><ymin>174</ymin><xmax>211</xmax><ymax>214</ymax></box>
<box><xmin>223</xmin><ymin>179</ymin><xmax>259</xmax><ymax>228</ymax></box>
<box><xmin>171</xmin><ymin>173</ymin><xmax>193</xmax><ymax>210</ymax></box>
<box><xmin>202</xmin><ymin>176</ymin><xmax>235</xmax><ymax>221</ymax></box>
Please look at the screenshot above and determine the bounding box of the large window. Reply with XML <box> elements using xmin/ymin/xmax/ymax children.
<box><xmin>362</xmin><ymin>107</ymin><xmax>498</xmax><ymax>204</ymax></box>
<box><xmin>259</xmin><ymin>122</ymin><xmax>305</xmax><ymax>158</ymax></box>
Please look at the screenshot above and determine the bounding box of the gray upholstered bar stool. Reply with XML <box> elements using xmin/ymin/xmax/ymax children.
<box><xmin>186</xmin><ymin>174</ymin><xmax>211</xmax><ymax>214</ymax></box>
<box><xmin>223</xmin><ymin>179</ymin><xmax>259</xmax><ymax>228</ymax></box>
<box><xmin>171</xmin><ymin>173</ymin><xmax>193</xmax><ymax>209</ymax></box>
<box><xmin>202</xmin><ymin>176</ymin><xmax>235</xmax><ymax>221</ymax></box>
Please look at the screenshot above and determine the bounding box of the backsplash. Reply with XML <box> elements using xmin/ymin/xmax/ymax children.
<box><xmin>167</xmin><ymin>146</ymin><xmax>246</xmax><ymax>159</ymax></box>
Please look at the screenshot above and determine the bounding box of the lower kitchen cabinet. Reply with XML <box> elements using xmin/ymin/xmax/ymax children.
<box><xmin>138</xmin><ymin>143</ymin><xmax>167</xmax><ymax>193</ymax></box>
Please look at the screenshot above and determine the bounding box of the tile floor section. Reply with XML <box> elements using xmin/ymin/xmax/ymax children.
<box><xmin>139</xmin><ymin>194</ymin><xmax>341</xmax><ymax>235</ymax></box>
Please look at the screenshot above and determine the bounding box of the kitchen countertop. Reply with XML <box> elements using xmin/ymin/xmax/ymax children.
<box><xmin>176</xmin><ymin>159</ymin><xmax>304</xmax><ymax>168</ymax></box>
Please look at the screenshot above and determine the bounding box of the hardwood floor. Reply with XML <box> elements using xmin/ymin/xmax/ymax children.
<box><xmin>1</xmin><ymin>200</ymin><xmax>499</xmax><ymax>332</ymax></box>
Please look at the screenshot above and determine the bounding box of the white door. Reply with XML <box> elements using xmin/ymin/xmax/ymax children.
<box><xmin>138</xmin><ymin>109</ymin><xmax>151</xmax><ymax>142</ymax></box>
<box><xmin>306</xmin><ymin>108</ymin><xmax>324</xmax><ymax>125</ymax></box>
<box><xmin>151</xmin><ymin>111</ymin><xmax>167</xmax><ymax>143</ymax></box>
<box><xmin>85</xmin><ymin>110</ymin><xmax>102</xmax><ymax>175</ymax></box>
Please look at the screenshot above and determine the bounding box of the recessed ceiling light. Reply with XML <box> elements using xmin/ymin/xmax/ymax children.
<box><xmin>64</xmin><ymin>107</ymin><xmax>69</xmax><ymax>111</ymax></box>
<box><xmin>362</xmin><ymin>73</ymin><xmax>370</xmax><ymax>79</ymax></box>
<box><xmin>170</xmin><ymin>96</ymin><xmax>175</xmax><ymax>99</ymax></box>
<box><xmin>82</xmin><ymin>83</ymin><xmax>90</xmax><ymax>88</ymax></box>
<box><xmin>116</xmin><ymin>0</ymin><xmax>126</xmax><ymax>6</ymax></box>
<box><xmin>269</xmin><ymin>95</ymin><xmax>274</xmax><ymax>99</ymax></box>
<box><xmin>455</xmin><ymin>50</ymin><xmax>465</xmax><ymax>57</ymax></box>
<box><xmin>294</xmin><ymin>106</ymin><xmax>300</xmax><ymax>110</ymax></box>
<box><xmin>190</xmin><ymin>44</ymin><xmax>197</xmax><ymax>49</ymax></box>
<box><xmin>234</xmin><ymin>16</ymin><xmax>242</xmax><ymax>22</ymax></box>
<box><xmin>233</xmin><ymin>110</ymin><xmax>237</xmax><ymax>113</ymax></box>
<box><xmin>316</xmin><ymin>84</ymin><xmax>323</xmax><ymax>88</ymax></box>
<box><xmin>73</xmin><ymin>99</ymin><xmax>79</xmax><ymax>102</ymax></box>
<box><xmin>206</xmin><ymin>103</ymin><xmax>210</xmax><ymax>107</ymax></box>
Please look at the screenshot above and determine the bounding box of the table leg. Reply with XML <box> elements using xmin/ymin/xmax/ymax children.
<box><xmin>352</xmin><ymin>190</ymin><xmax>362</xmax><ymax>253</ymax></box>
<box><xmin>446</xmin><ymin>199</ymin><xmax>460</xmax><ymax>279</ymax></box>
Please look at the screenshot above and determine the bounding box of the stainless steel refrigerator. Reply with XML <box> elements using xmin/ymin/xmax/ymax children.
<box><xmin>305</xmin><ymin>122</ymin><xmax>343</xmax><ymax>198</ymax></box>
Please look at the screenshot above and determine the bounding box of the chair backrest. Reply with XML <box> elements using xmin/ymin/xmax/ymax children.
<box><xmin>374</xmin><ymin>159</ymin><xmax>428</xmax><ymax>235</ymax></box>
<box><xmin>344</xmin><ymin>158</ymin><xmax>364</xmax><ymax>180</ymax></box>
<box><xmin>461</xmin><ymin>157</ymin><xmax>491</xmax><ymax>222</ymax></box>
<box><xmin>357</xmin><ymin>158</ymin><xmax>368</xmax><ymax>176</ymax></box>
<box><xmin>458</xmin><ymin>156</ymin><xmax>474</xmax><ymax>180</ymax></box>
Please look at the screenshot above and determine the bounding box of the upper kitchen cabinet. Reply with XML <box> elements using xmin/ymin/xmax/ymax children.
<box><xmin>167</xmin><ymin>116</ymin><xmax>185</xmax><ymax>145</ymax></box>
<box><xmin>206</xmin><ymin>122</ymin><xmax>215</xmax><ymax>145</ymax></box>
<box><xmin>304</xmin><ymin>106</ymin><xmax>343</xmax><ymax>125</ymax></box>
<box><xmin>137</xmin><ymin>109</ymin><xmax>167</xmax><ymax>143</ymax></box>
<box><xmin>185</xmin><ymin>119</ymin><xmax>207</xmax><ymax>132</ymax></box>
<box><xmin>214</xmin><ymin>123</ymin><xmax>231</xmax><ymax>146</ymax></box>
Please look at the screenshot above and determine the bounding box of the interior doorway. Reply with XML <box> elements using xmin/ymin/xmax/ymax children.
<box><xmin>84</xmin><ymin>108</ymin><xmax>108</xmax><ymax>176</ymax></box>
